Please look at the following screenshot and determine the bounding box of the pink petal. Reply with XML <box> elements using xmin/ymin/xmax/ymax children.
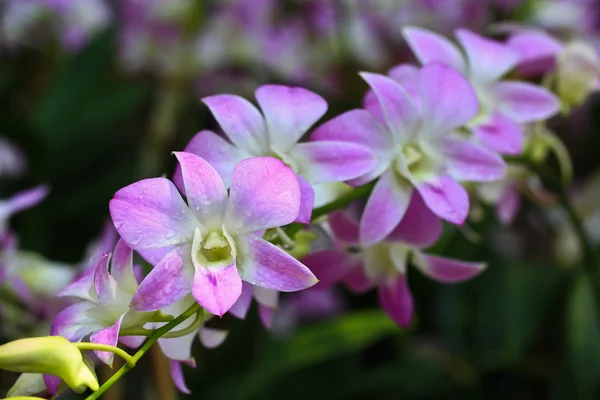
<box><xmin>253</xmin><ymin>286</ymin><xmax>279</xmax><ymax>308</ymax></box>
<box><xmin>456</xmin><ymin>28</ymin><xmax>520</xmax><ymax>82</ymax></box>
<box><xmin>192</xmin><ymin>261</ymin><xmax>242</xmax><ymax>317</ymax></box>
<box><xmin>387</xmin><ymin>191</ymin><xmax>442</xmax><ymax>248</ymax></box>
<box><xmin>290</xmin><ymin>141</ymin><xmax>376</xmax><ymax>184</ymax></box>
<box><xmin>44</xmin><ymin>375</ymin><xmax>60</xmax><ymax>395</ymax></box>
<box><xmin>415</xmin><ymin>175</ymin><xmax>469</xmax><ymax>225</ymax></box>
<box><xmin>173</xmin><ymin>152</ymin><xmax>228</xmax><ymax>230</ymax></box>
<box><xmin>296</xmin><ymin>175</ymin><xmax>315</xmax><ymax>224</ymax></box>
<box><xmin>50</xmin><ymin>301</ymin><xmax>97</xmax><ymax>341</ymax></box>
<box><xmin>360</xmin><ymin>169</ymin><xmax>413</xmax><ymax>246</ymax></box>
<box><xmin>310</xmin><ymin>109</ymin><xmax>392</xmax><ymax>185</ymax></box>
<box><xmin>90</xmin><ymin>315</ymin><xmax>125</xmax><ymax>367</ymax></box>
<box><xmin>199</xmin><ymin>327</ymin><xmax>228</xmax><ymax>348</ymax></box>
<box><xmin>442</xmin><ymin>138</ymin><xmax>507</xmax><ymax>182</ymax></box>
<box><xmin>343</xmin><ymin>264</ymin><xmax>373</xmax><ymax>293</ymax></box>
<box><xmin>57</xmin><ymin>266</ymin><xmax>95</xmax><ymax>301</ymax></box>
<box><xmin>302</xmin><ymin>250</ymin><xmax>353</xmax><ymax>289</ymax></box>
<box><xmin>259</xmin><ymin>305</ymin><xmax>276</xmax><ymax>329</ymax></box>
<box><xmin>131</xmin><ymin>246</ymin><xmax>194</xmax><ymax>311</ymax></box>
<box><xmin>173</xmin><ymin>130</ymin><xmax>249</xmax><ymax>189</ymax></box>
<box><xmin>388</xmin><ymin>64</ymin><xmax>420</xmax><ymax>99</ymax></box>
<box><xmin>111</xmin><ymin>239</ymin><xmax>138</xmax><ymax>295</ymax></box>
<box><xmin>224</xmin><ymin>157</ymin><xmax>301</xmax><ymax>234</ymax></box>
<box><xmin>238</xmin><ymin>235</ymin><xmax>318</xmax><ymax>292</ymax></box>
<box><xmin>472</xmin><ymin>112</ymin><xmax>524</xmax><ymax>155</ymax></box>
<box><xmin>378</xmin><ymin>275</ymin><xmax>414</xmax><ymax>327</ymax></box>
<box><xmin>493</xmin><ymin>81</ymin><xmax>560</xmax><ymax>123</ymax></box>
<box><xmin>507</xmin><ymin>30</ymin><xmax>563</xmax><ymax>75</ymax></box>
<box><xmin>359</xmin><ymin>72</ymin><xmax>420</xmax><ymax>139</ymax></box>
<box><xmin>2</xmin><ymin>185</ymin><xmax>49</xmax><ymax>217</ymax></box>
<box><xmin>170</xmin><ymin>361</ymin><xmax>192</xmax><ymax>394</ymax></box>
<box><xmin>497</xmin><ymin>184</ymin><xmax>521</xmax><ymax>224</ymax></box>
<box><xmin>229</xmin><ymin>281</ymin><xmax>253</xmax><ymax>319</ymax></box>
<box><xmin>402</xmin><ymin>26</ymin><xmax>466</xmax><ymax>73</ymax></box>
<box><xmin>413</xmin><ymin>253</ymin><xmax>486</xmax><ymax>283</ymax></box>
<box><xmin>418</xmin><ymin>62</ymin><xmax>479</xmax><ymax>134</ymax></box>
<box><xmin>159</xmin><ymin>331</ymin><xmax>197</xmax><ymax>361</ymax></box>
<box><xmin>119</xmin><ymin>335</ymin><xmax>146</xmax><ymax>349</ymax></box>
<box><xmin>109</xmin><ymin>178</ymin><xmax>197</xmax><ymax>251</ymax></box>
<box><xmin>94</xmin><ymin>253</ymin><xmax>113</xmax><ymax>304</ymax></box>
<box><xmin>255</xmin><ymin>84</ymin><xmax>327</xmax><ymax>152</ymax></box>
<box><xmin>328</xmin><ymin>211</ymin><xmax>360</xmax><ymax>245</ymax></box>
<box><xmin>202</xmin><ymin>94</ymin><xmax>269</xmax><ymax>155</ymax></box>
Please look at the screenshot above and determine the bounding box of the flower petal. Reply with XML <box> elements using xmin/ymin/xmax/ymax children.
<box><xmin>301</xmin><ymin>250</ymin><xmax>354</xmax><ymax>289</ymax></box>
<box><xmin>192</xmin><ymin>261</ymin><xmax>242</xmax><ymax>317</ymax></box>
<box><xmin>413</xmin><ymin>253</ymin><xmax>486</xmax><ymax>283</ymax></box>
<box><xmin>343</xmin><ymin>264</ymin><xmax>373</xmax><ymax>293</ymax></box>
<box><xmin>359</xmin><ymin>72</ymin><xmax>420</xmax><ymax>139</ymax></box>
<box><xmin>415</xmin><ymin>175</ymin><xmax>469</xmax><ymax>225</ymax></box>
<box><xmin>94</xmin><ymin>253</ymin><xmax>113</xmax><ymax>304</ymax></box>
<box><xmin>402</xmin><ymin>26</ymin><xmax>466</xmax><ymax>73</ymax></box>
<box><xmin>456</xmin><ymin>28</ymin><xmax>520</xmax><ymax>82</ymax></box>
<box><xmin>238</xmin><ymin>235</ymin><xmax>318</xmax><ymax>292</ymax></box>
<box><xmin>290</xmin><ymin>141</ymin><xmax>376</xmax><ymax>184</ymax></box>
<box><xmin>387</xmin><ymin>191</ymin><xmax>442</xmax><ymax>248</ymax></box>
<box><xmin>259</xmin><ymin>305</ymin><xmax>276</xmax><ymax>329</ymax></box>
<box><xmin>255</xmin><ymin>84</ymin><xmax>327</xmax><ymax>152</ymax></box>
<box><xmin>199</xmin><ymin>327</ymin><xmax>228</xmax><ymax>348</ymax></box>
<box><xmin>310</xmin><ymin>109</ymin><xmax>392</xmax><ymax>185</ymax></box>
<box><xmin>51</xmin><ymin>301</ymin><xmax>97</xmax><ymax>341</ymax></box>
<box><xmin>57</xmin><ymin>266</ymin><xmax>95</xmax><ymax>302</ymax></box>
<box><xmin>202</xmin><ymin>94</ymin><xmax>269</xmax><ymax>155</ymax></box>
<box><xmin>472</xmin><ymin>112</ymin><xmax>524</xmax><ymax>155</ymax></box>
<box><xmin>111</xmin><ymin>239</ymin><xmax>138</xmax><ymax>295</ymax></box>
<box><xmin>507</xmin><ymin>30</ymin><xmax>563</xmax><ymax>75</ymax></box>
<box><xmin>2</xmin><ymin>185</ymin><xmax>49</xmax><ymax>216</ymax></box>
<box><xmin>109</xmin><ymin>178</ymin><xmax>196</xmax><ymax>251</ymax></box>
<box><xmin>493</xmin><ymin>81</ymin><xmax>560</xmax><ymax>123</ymax></box>
<box><xmin>229</xmin><ymin>281</ymin><xmax>253</xmax><ymax>319</ymax></box>
<box><xmin>173</xmin><ymin>130</ymin><xmax>249</xmax><ymax>189</ymax></box>
<box><xmin>388</xmin><ymin>64</ymin><xmax>420</xmax><ymax>99</ymax></box>
<box><xmin>418</xmin><ymin>62</ymin><xmax>479</xmax><ymax>134</ymax></box>
<box><xmin>131</xmin><ymin>246</ymin><xmax>194</xmax><ymax>311</ymax></box>
<box><xmin>328</xmin><ymin>211</ymin><xmax>360</xmax><ymax>245</ymax></box>
<box><xmin>378</xmin><ymin>275</ymin><xmax>414</xmax><ymax>327</ymax></box>
<box><xmin>497</xmin><ymin>184</ymin><xmax>521</xmax><ymax>224</ymax></box>
<box><xmin>296</xmin><ymin>175</ymin><xmax>315</xmax><ymax>224</ymax></box>
<box><xmin>442</xmin><ymin>138</ymin><xmax>507</xmax><ymax>182</ymax></box>
<box><xmin>170</xmin><ymin>361</ymin><xmax>192</xmax><ymax>394</ymax></box>
<box><xmin>90</xmin><ymin>315</ymin><xmax>125</xmax><ymax>367</ymax></box>
<box><xmin>360</xmin><ymin>170</ymin><xmax>413</xmax><ymax>246</ymax></box>
<box><xmin>174</xmin><ymin>152</ymin><xmax>228</xmax><ymax>230</ymax></box>
<box><xmin>156</xmin><ymin>296</ymin><xmax>198</xmax><ymax>360</ymax></box>
<box><xmin>254</xmin><ymin>286</ymin><xmax>279</xmax><ymax>308</ymax></box>
<box><xmin>224</xmin><ymin>157</ymin><xmax>301</xmax><ymax>235</ymax></box>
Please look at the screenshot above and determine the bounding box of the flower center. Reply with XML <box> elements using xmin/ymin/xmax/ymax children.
<box><xmin>192</xmin><ymin>227</ymin><xmax>235</xmax><ymax>267</ymax></box>
<box><xmin>396</xmin><ymin>142</ymin><xmax>438</xmax><ymax>181</ymax></box>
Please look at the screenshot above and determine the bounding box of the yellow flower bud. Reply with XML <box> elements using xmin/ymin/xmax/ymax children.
<box><xmin>0</xmin><ymin>336</ymin><xmax>99</xmax><ymax>393</ymax></box>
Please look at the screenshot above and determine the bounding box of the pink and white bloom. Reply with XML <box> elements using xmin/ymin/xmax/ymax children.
<box><xmin>402</xmin><ymin>26</ymin><xmax>559</xmax><ymax>155</ymax></box>
<box><xmin>175</xmin><ymin>84</ymin><xmax>376</xmax><ymax>222</ymax></box>
<box><xmin>51</xmin><ymin>240</ymin><xmax>148</xmax><ymax>366</ymax></box>
<box><xmin>304</xmin><ymin>193</ymin><xmax>485</xmax><ymax>327</ymax></box>
<box><xmin>313</xmin><ymin>62</ymin><xmax>506</xmax><ymax>245</ymax></box>
<box><xmin>110</xmin><ymin>154</ymin><xmax>317</xmax><ymax>317</ymax></box>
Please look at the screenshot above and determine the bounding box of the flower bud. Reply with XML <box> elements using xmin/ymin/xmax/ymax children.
<box><xmin>556</xmin><ymin>41</ymin><xmax>600</xmax><ymax>110</ymax></box>
<box><xmin>0</xmin><ymin>336</ymin><xmax>99</xmax><ymax>393</ymax></box>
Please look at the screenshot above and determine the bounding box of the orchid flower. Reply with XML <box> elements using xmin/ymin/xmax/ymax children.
<box><xmin>402</xmin><ymin>26</ymin><xmax>559</xmax><ymax>155</ymax></box>
<box><xmin>312</xmin><ymin>62</ymin><xmax>506</xmax><ymax>244</ymax></box>
<box><xmin>174</xmin><ymin>84</ymin><xmax>376</xmax><ymax>222</ymax></box>
<box><xmin>0</xmin><ymin>138</ymin><xmax>26</xmax><ymax>178</ymax></box>
<box><xmin>110</xmin><ymin>154</ymin><xmax>317</xmax><ymax>317</ymax></box>
<box><xmin>304</xmin><ymin>192</ymin><xmax>485</xmax><ymax>327</ymax></box>
<box><xmin>51</xmin><ymin>240</ymin><xmax>148</xmax><ymax>367</ymax></box>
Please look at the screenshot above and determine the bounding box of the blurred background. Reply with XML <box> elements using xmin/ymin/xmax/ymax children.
<box><xmin>1</xmin><ymin>0</ymin><xmax>600</xmax><ymax>399</ymax></box>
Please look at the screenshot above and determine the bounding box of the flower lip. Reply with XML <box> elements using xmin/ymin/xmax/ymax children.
<box><xmin>191</xmin><ymin>226</ymin><xmax>236</xmax><ymax>269</ymax></box>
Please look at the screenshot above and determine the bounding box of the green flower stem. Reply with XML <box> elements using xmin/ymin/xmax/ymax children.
<box><xmin>285</xmin><ymin>182</ymin><xmax>374</xmax><ymax>238</ymax></box>
<box><xmin>119</xmin><ymin>308</ymin><xmax>204</xmax><ymax>339</ymax></box>
<box><xmin>85</xmin><ymin>303</ymin><xmax>202</xmax><ymax>400</ymax></box>
<box><xmin>73</xmin><ymin>343</ymin><xmax>135</xmax><ymax>367</ymax></box>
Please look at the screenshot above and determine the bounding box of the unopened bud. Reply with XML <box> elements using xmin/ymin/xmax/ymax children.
<box><xmin>0</xmin><ymin>336</ymin><xmax>99</xmax><ymax>393</ymax></box>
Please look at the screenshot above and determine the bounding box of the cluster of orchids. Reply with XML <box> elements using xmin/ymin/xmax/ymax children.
<box><xmin>1</xmin><ymin>20</ymin><xmax>600</xmax><ymax>400</ymax></box>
